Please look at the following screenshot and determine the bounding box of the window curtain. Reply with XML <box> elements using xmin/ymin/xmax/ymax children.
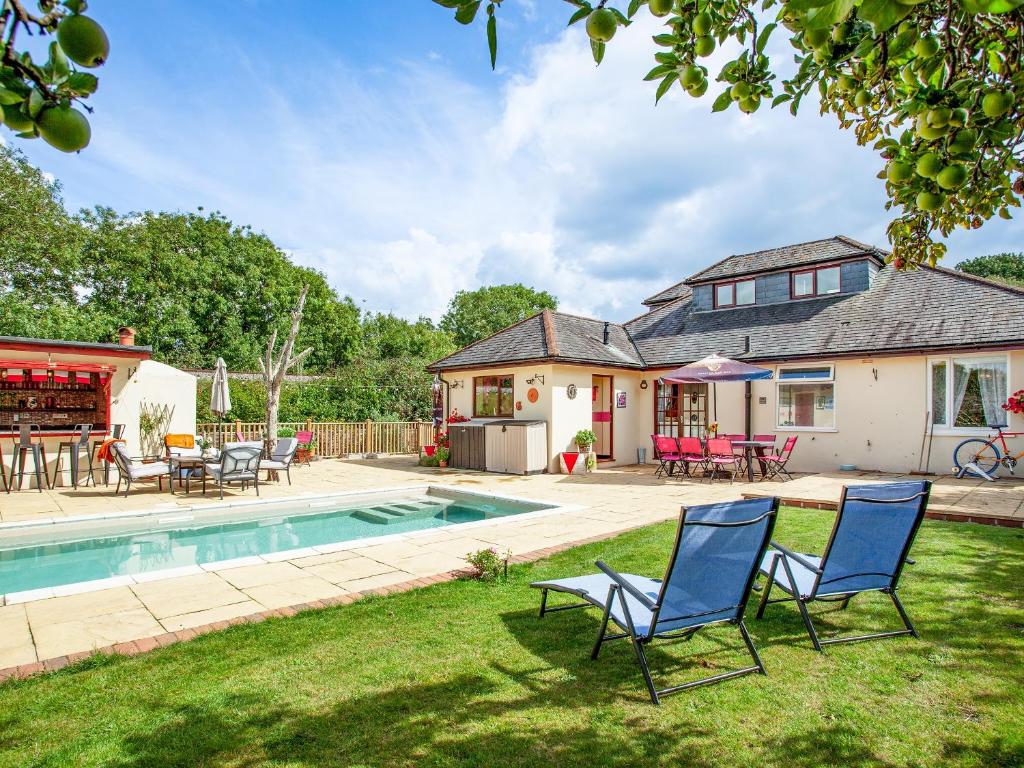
<box><xmin>951</xmin><ymin>362</ymin><xmax>973</xmax><ymax>425</ymax></box>
<box><xmin>952</xmin><ymin>359</ymin><xmax>1007</xmax><ymax>426</ymax></box>
<box><xmin>977</xmin><ymin>361</ymin><xmax>1008</xmax><ymax>425</ymax></box>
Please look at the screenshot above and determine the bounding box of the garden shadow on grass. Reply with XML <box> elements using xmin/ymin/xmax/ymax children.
<box><xmin>105</xmin><ymin>675</ymin><xmax>715</xmax><ymax>768</ymax></box>
<box><xmin>499</xmin><ymin>604</ymin><xmax>771</xmax><ymax>705</ymax></box>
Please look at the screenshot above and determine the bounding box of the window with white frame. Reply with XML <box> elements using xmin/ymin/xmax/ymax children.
<box><xmin>777</xmin><ymin>365</ymin><xmax>835</xmax><ymax>429</ymax></box>
<box><xmin>929</xmin><ymin>355</ymin><xmax>1009</xmax><ymax>430</ymax></box>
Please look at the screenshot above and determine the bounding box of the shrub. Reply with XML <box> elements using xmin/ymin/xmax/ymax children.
<box><xmin>574</xmin><ymin>429</ymin><xmax>597</xmax><ymax>448</ymax></box>
<box><xmin>464</xmin><ymin>547</ymin><xmax>510</xmax><ymax>581</ymax></box>
<box><xmin>277</xmin><ymin>427</ymin><xmax>296</xmax><ymax>438</ymax></box>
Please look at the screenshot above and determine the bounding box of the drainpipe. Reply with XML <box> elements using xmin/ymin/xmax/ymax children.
<box><xmin>437</xmin><ymin>374</ymin><xmax>451</xmax><ymax>439</ymax></box>
<box><xmin>744</xmin><ymin>336</ymin><xmax>752</xmax><ymax>439</ymax></box>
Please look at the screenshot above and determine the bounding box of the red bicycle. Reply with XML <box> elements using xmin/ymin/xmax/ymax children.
<box><xmin>953</xmin><ymin>425</ymin><xmax>1024</xmax><ymax>477</ymax></box>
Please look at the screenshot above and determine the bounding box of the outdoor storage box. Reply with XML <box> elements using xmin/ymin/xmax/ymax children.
<box><xmin>448</xmin><ymin>422</ymin><xmax>488</xmax><ymax>471</ymax></box>
<box><xmin>484</xmin><ymin>420</ymin><xmax>548</xmax><ymax>475</ymax></box>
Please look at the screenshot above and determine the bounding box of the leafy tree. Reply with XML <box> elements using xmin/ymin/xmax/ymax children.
<box><xmin>440</xmin><ymin>284</ymin><xmax>558</xmax><ymax>347</ymax></box>
<box><xmin>436</xmin><ymin>0</ymin><xmax>1024</xmax><ymax>268</ymax></box>
<box><xmin>0</xmin><ymin>143</ymin><xmax>81</xmax><ymax>305</ymax></box>
<box><xmin>0</xmin><ymin>0</ymin><xmax>109</xmax><ymax>152</ymax></box>
<box><xmin>361</xmin><ymin>312</ymin><xmax>456</xmax><ymax>361</ymax></box>
<box><xmin>75</xmin><ymin>208</ymin><xmax>362</xmax><ymax>371</ymax></box>
<box><xmin>956</xmin><ymin>252</ymin><xmax>1024</xmax><ymax>286</ymax></box>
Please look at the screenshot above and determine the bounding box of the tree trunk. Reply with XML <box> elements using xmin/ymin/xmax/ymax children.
<box><xmin>259</xmin><ymin>284</ymin><xmax>314</xmax><ymax>452</ymax></box>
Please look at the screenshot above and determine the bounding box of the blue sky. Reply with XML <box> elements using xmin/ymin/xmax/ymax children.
<box><xmin>11</xmin><ymin>1</ymin><xmax>1024</xmax><ymax>322</ymax></box>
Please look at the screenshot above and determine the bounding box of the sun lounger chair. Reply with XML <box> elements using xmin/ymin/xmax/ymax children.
<box><xmin>755</xmin><ymin>480</ymin><xmax>931</xmax><ymax>651</ymax></box>
<box><xmin>532</xmin><ymin>497</ymin><xmax>780</xmax><ymax>704</ymax></box>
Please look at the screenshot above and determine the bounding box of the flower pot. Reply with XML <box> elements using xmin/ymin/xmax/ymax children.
<box><xmin>560</xmin><ymin>451</ymin><xmax>588</xmax><ymax>475</ymax></box>
<box><xmin>438</xmin><ymin>460</ymin><xmax>449</xmax><ymax>468</ymax></box>
<box><xmin>576</xmin><ymin>443</ymin><xmax>592</xmax><ymax>454</ymax></box>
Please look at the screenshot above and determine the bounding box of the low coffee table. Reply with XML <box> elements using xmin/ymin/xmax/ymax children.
<box><xmin>172</xmin><ymin>456</ymin><xmax>208</xmax><ymax>494</ymax></box>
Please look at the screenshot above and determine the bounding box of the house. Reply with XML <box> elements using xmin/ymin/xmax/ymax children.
<box><xmin>0</xmin><ymin>329</ymin><xmax>196</xmax><ymax>487</ymax></box>
<box><xmin>427</xmin><ymin>236</ymin><xmax>1024</xmax><ymax>474</ymax></box>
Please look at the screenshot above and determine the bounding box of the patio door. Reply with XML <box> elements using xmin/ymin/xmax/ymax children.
<box><xmin>592</xmin><ymin>375</ymin><xmax>613</xmax><ymax>459</ymax></box>
<box><xmin>655</xmin><ymin>381</ymin><xmax>708</xmax><ymax>438</ymax></box>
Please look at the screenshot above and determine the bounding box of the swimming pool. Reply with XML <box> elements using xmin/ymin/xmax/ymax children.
<box><xmin>0</xmin><ymin>486</ymin><xmax>557</xmax><ymax>599</ymax></box>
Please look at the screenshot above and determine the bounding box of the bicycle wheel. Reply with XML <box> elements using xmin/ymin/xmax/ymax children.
<box><xmin>953</xmin><ymin>438</ymin><xmax>1001</xmax><ymax>476</ymax></box>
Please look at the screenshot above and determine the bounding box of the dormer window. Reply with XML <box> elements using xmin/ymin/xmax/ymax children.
<box><xmin>714</xmin><ymin>278</ymin><xmax>755</xmax><ymax>308</ymax></box>
<box><xmin>791</xmin><ymin>265</ymin><xmax>841</xmax><ymax>298</ymax></box>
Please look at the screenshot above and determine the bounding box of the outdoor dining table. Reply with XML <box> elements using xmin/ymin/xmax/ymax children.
<box><xmin>731</xmin><ymin>440</ymin><xmax>776</xmax><ymax>482</ymax></box>
<box><xmin>171</xmin><ymin>455</ymin><xmax>208</xmax><ymax>494</ymax></box>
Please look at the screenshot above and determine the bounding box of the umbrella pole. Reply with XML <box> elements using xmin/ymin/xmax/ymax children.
<box><xmin>713</xmin><ymin>383</ymin><xmax>717</xmax><ymax>422</ymax></box>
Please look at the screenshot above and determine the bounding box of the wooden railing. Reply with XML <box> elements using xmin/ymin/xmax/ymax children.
<box><xmin>195</xmin><ymin>420</ymin><xmax>434</xmax><ymax>457</ymax></box>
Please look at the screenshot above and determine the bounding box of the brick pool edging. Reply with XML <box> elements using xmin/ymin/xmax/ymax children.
<box><xmin>0</xmin><ymin>530</ymin><xmax>632</xmax><ymax>684</ymax></box>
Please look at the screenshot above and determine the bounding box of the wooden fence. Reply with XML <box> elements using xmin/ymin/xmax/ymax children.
<box><xmin>195</xmin><ymin>420</ymin><xmax>435</xmax><ymax>457</ymax></box>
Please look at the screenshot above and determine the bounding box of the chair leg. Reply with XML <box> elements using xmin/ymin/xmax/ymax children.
<box><xmin>738</xmin><ymin>620</ymin><xmax>766</xmax><ymax>675</ymax></box>
<box><xmin>795</xmin><ymin>597</ymin><xmax>823</xmax><ymax>652</ymax></box>
<box><xmin>33</xmin><ymin>448</ymin><xmax>44</xmax><ymax>493</ymax></box>
<box><xmin>538</xmin><ymin>588</ymin><xmax>548</xmax><ymax>618</ymax></box>
<box><xmin>631</xmin><ymin>639</ymin><xmax>661</xmax><ymax>705</ymax></box>
<box><xmin>755</xmin><ymin>557</ymin><xmax>778</xmax><ymax>619</ymax></box>
<box><xmin>115</xmin><ymin>476</ymin><xmax>122</xmax><ymax>495</ymax></box>
<box><xmin>286</xmin><ymin>467</ymin><xmax>291</xmax><ymax>485</ymax></box>
<box><xmin>889</xmin><ymin>590</ymin><xmax>918</xmax><ymax>637</ymax></box>
<box><xmin>591</xmin><ymin>587</ymin><xmax>617</xmax><ymax>660</ymax></box>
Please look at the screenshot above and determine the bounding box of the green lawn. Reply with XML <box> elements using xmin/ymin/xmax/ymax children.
<box><xmin>1</xmin><ymin>508</ymin><xmax>1022</xmax><ymax>768</ymax></box>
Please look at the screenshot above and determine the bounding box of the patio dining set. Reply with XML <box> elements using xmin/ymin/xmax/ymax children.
<box><xmin>0</xmin><ymin>422</ymin><xmax>313</xmax><ymax>500</ymax></box>
<box><xmin>651</xmin><ymin>433</ymin><xmax>798</xmax><ymax>483</ymax></box>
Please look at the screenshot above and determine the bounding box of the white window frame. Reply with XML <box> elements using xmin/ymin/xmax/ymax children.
<box><xmin>775</xmin><ymin>364</ymin><xmax>837</xmax><ymax>432</ymax></box>
<box><xmin>927</xmin><ymin>353</ymin><xmax>1010</xmax><ymax>436</ymax></box>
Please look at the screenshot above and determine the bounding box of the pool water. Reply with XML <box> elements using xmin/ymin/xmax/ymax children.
<box><xmin>0</xmin><ymin>488</ymin><xmax>551</xmax><ymax>596</ymax></box>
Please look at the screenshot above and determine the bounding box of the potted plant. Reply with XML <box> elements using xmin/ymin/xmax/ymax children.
<box><xmin>196</xmin><ymin>435</ymin><xmax>213</xmax><ymax>459</ymax></box>
<box><xmin>436</xmin><ymin>445</ymin><xmax>450</xmax><ymax>468</ymax></box>
<box><xmin>574</xmin><ymin>429</ymin><xmax>596</xmax><ymax>453</ymax></box>
<box><xmin>705</xmin><ymin>421</ymin><xmax>719</xmax><ymax>439</ymax></box>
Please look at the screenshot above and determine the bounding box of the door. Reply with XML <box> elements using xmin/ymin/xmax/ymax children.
<box><xmin>794</xmin><ymin>392</ymin><xmax>814</xmax><ymax>426</ymax></box>
<box><xmin>592</xmin><ymin>375</ymin><xmax>613</xmax><ymax>459</ymax></box>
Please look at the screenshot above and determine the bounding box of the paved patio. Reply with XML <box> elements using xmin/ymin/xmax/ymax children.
<box><xmin>1</xmin><ymin>457</ymin><xmax>1021</xmax><ymax>677</ymax></box>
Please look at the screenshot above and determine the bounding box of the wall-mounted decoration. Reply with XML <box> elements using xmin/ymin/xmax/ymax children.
<box><xmin>616</xmin><ymin>391</ymin><xmax>627</xmax><ymax>408</ymax></box>
<box><xmin>758</xmin><ymin>396</ymin><xmax>767</xmax><ymax>405</ymax></box>
<box><xmin>567</xmin><ymin>384</ymin><xmax>578</xmax><ymax>400</ymax></box>
<box><xmin>515</xmin><ymin>401</ymin><xmax>523</xmax><ymax>411</ymax></box>
<box><xmin>526</xmin><ymin>374</ymin><xmax>545</xmax><ymax>385</ymax></box>
<box><xmin>527</xmin><ymin>387</ymin><xmax>539</xmax><ymax>403</ymax></box>
<box><xmin>639</xmin><ymin>380</ymin><xmax>649</xmax><ymax>390</ymax></box>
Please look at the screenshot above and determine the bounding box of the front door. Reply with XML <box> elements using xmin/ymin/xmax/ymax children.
<box><xmin>592</xmin><ymin>375</ymin><xmax>613</xmax><ymax>459</ymax></box>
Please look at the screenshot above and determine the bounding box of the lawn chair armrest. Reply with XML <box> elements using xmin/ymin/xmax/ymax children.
<box><xmin>595</xmin><ymin>561</ymin><xmax>658</xmax><ymax>611</ymax></box>
<box><xmin>769</xmin><ymin>541</ymin><xmax>823</xmax><ymax>574</ymax></box>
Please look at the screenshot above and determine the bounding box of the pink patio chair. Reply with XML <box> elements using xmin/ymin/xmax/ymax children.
<box><xmin>651</xmin><ymin>435</ymin><xmax>682</xmax><ymax>478</ymax></box>
<box><xmin>296</xmin><ymin>430</ymin><xmax>314</xmax><ymax>467</ymax></box>
<box><xmin>705</xmin><ymin>437</ymin><xmax>742</xmax><ymax>483</ymax></box>
<box><xmin>762</xmin><ymin>436</ymin><xmax>798</xmax><ymax>481</ymax></box>
<box><xmin>675</xmin><ymin>436</ymin><xmax>708</xmax><ymax>478</ymax></box>
<box><xmin>751</xmin><ymin>434</ymin><xmax>777</xmax><ymax>478</ymax></box>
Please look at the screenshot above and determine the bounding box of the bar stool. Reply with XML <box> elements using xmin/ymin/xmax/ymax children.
<box><xmin>0</xmin><ymin>442</ymin><xmax>9</xmax><ymax>494</ymax></box>
<box><xmin>92</xmin><ymin>423</ymin><xmax>125</xmax><ymax>485</ymax></box>
<box><xmin>53</xmin><ymin>423</ymin><xmax>95</xmax><ymax>489</ymax></box>
<box><xmin>10</xmin><ymin>424</ymin><xmax>50</xmax><ymax>492</ymax></box>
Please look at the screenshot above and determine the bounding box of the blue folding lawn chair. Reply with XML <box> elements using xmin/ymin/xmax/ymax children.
<box><xmin>531</xmin><ymin>497</ymin><xmax>779</xmax><ymax>705</ymax></box>
<box><xmin>755</xmin><ymin>480</ymin><xmax>931</xmax><ymax>651</ymax></box>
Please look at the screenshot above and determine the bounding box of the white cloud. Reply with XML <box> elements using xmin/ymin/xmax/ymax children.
<box><xmin>32</xmin><ymin>10</ymin><xmax>1022</xmax><ymax>323</ymax></box>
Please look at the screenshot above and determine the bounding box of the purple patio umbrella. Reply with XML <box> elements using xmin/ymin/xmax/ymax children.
<box><xmin>660</xmin><ymin>353</ymin><xmax>773</xmax><ymax>437</ymax></box>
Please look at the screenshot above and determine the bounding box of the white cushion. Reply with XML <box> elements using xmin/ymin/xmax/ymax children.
<box><xmin>129</xmin><ymin>462</ymin><xmax>170</xmax><ymax>479</ymax></box>
<box><xmin>261</xmin><ymin>459</ymin><xmax>289</xmax><ymax>471</ymax></box>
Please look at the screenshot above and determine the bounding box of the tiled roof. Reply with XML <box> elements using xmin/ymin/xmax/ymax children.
<box><xmin>429</xmin><ymin>258</ymin><xmax>1024</xmax><ymax>373</ymax></box>
<box><xmin>626</xmin><ymin>265</ymin><xmax>1024</xmax><ymax>367</ymax></box>
<box><xmin>640</xmin><ymin>282</ymin><xmax>692</xmax><ymax>308</ymax></box>
<box><xmin>0</xmin><ymin>335</ymin><xmax>153</xmax><ymax>355</ymax></box>
<box><xmin>644</xmin><ymin>237</ymin><xmax>886</xmax><ymax>303</ymax></box>
<box><xmin>427</xmin><ymin>310</ymin><xmax>644</xmax><ymax>371</ymax></box>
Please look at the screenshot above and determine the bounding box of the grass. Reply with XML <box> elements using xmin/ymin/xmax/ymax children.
<box><xmin>0</xmin><ymin>508</ymin><xmax>1022</xmax><ymax>768</ymax></box>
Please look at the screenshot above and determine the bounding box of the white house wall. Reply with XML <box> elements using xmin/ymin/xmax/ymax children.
<box><xmin>442</xmin><ymin>348</ymin><xmax>1024</xmax><ymax>476</ymax></box>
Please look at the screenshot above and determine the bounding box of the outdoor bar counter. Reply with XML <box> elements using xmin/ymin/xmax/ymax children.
<box><xmin>0</xmin><ymin>333</ymin><xmax>197</xmax><ymax>489</ymax></box>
